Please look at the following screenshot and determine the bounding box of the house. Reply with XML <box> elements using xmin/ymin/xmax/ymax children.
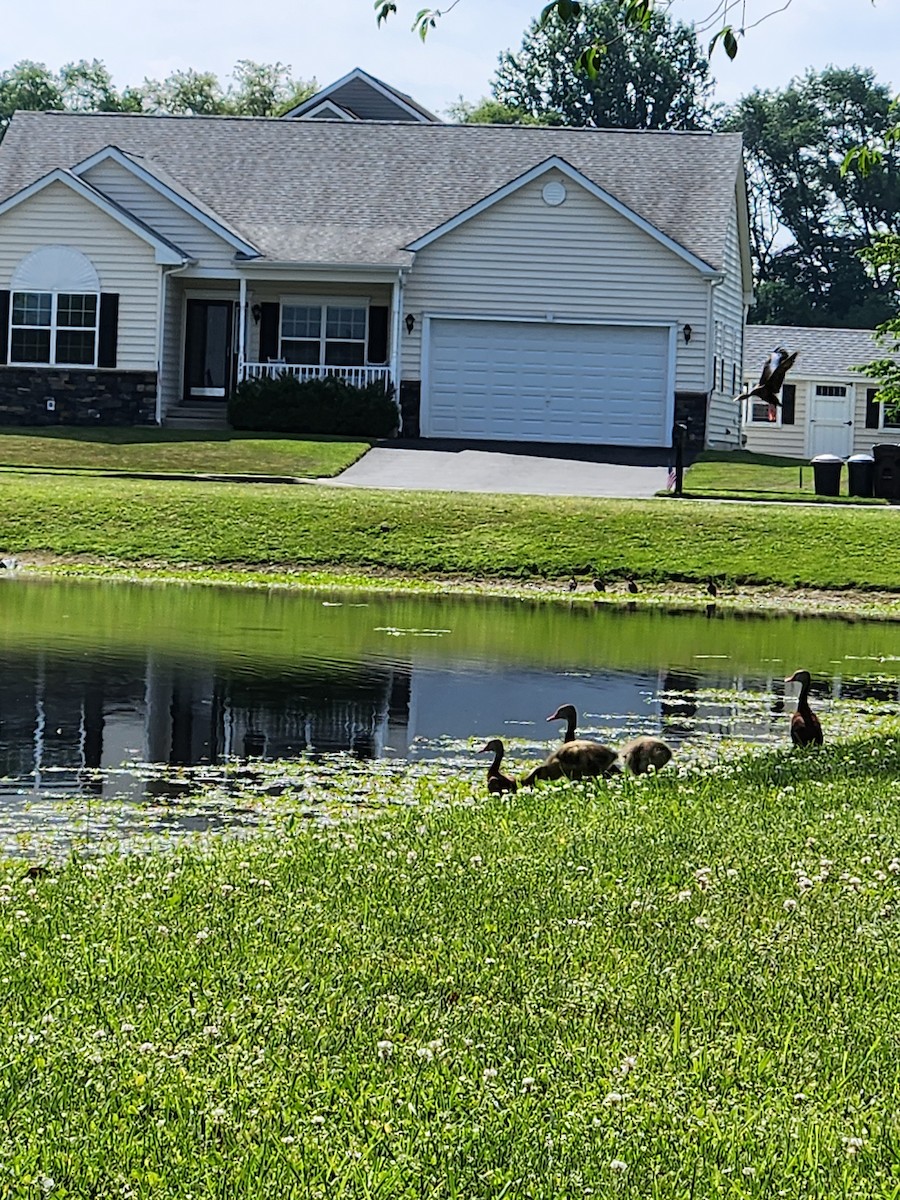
<box><xmin>0</xmin><ymin>86</ymin><xmax>752</xmax><ymax>450</ymax></box>
<box><xmin>282</xmin><ymin>67</ymin><xmax>440</xmax><ymax>123</ymax></box>
<box><xmin>741</xmin><ymin>325</ymin><xmax>900</xmax><ymax>459</ymax></box>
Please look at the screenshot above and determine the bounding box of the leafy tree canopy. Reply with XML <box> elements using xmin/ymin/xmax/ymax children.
<box><xmin>462</xmin><ymin>0</ymin><xmax>715</xmax><ymax>130</ymax></box>
<box><xmin>0</xmin><ymin>59</ymin><xmax>316</xmax><ymax>132</ymax></box>
<box><xmin>855</xmin><ymin>235</ymin><xmax>900</xmax><ymax>417</ymax></box>
<box><xmin>725</xmin><ymin>67</ymin><xmax>900</xmax><ymax>328</ymax></box>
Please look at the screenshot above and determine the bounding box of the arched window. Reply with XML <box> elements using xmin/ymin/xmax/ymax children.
<box><xmin>8</xmin><ymin>246</ymin><xmax>101</xmax><ymax>367</ymax></box>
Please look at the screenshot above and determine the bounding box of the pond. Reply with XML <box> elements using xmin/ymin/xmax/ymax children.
<box><xmin>2</xmin><ymin>576</ymin><xmax>900</xmax><ymax>855</ymax></box>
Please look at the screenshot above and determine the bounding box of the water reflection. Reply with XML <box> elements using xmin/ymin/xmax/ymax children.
<box><xmin>1</xmin><ymin>577</ymin><xmax>900</xmax><ymax>851</ymax></box>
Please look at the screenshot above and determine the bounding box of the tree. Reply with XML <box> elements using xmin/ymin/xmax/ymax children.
<box><xmin>482</xmin><ymin>1</ymin><xmax>714</xmax><ymax>130</ymax></box>
<box><xmin>445</xmin><ymin>97</ymin><xmax>550</xmax><ymax>125</ymax></box>
<box><xmin>854</xmin><ymin>235</ymin><xmax>900</xmax><ymax>418</ymax></box>
<box><xmin>228</xmin><ymin>60</ymin><xmax>315</xmax><ymax>116</ymax></box>
<box><xmin>59</xmin><ymin>59</ymin><xmax>143</xmax><ymax>113</ymax></box>
<box><xmin>0</xmin><ymin>61</ymin><xmax>63</xmax><ymax>132</ymax></box>
<box><xmin>726</xmin><ymin>67</ymin><xmax>900</xmax><ymax>328</ymax></box>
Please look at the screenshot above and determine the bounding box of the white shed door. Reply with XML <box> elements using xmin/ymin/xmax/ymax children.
<box><xmin>424</xmin><ymin>319</ymin><xmax>670</xmax><ymax>445</ymax></box>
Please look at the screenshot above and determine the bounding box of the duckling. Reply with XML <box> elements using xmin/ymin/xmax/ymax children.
<box><xmin>621</xmin><ymin>736</ymin><xmax>672</xmax><ymax>775</ymax></box>
<box><xmin>479</xmin><ymin>739</ymin><xmax>518</xmax><ymax>794</ymax></box>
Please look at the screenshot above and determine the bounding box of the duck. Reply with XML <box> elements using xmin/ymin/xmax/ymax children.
<box><xmin>706</xmin><ymin>579</ymin><xmax>718</xmax><ymax>599</ymax></box>
<box><xmin>521</xmin><ymin>704</ymin><xmax>618</xmax><ymax>786</ymax></box>
<box><xmin>621</xmin><ymin>736</ymin><xmax>673</xmax><ymax>774</ymax></box>
<box><xmin>593</xmin><ymin>578</ymin><xmax>605</xmax><ymax>593</ymax></box>
<box><xmin>567</xmin><ymin>577</ymin><xmax>578</xmax><ymax>592</ymax></box>
<box><xmin>479</xmin><ymin>739</ymin><xmax>518</xmax><ymax>794</ymax></box>
<box><xmin>627</xmin><ymin>579</ymin><xmax>639</xmax><ymax>595</ymax></box>
<box><xmin>736</xmin><ymin>347</ymin><xmax>798</xmax><ymax>421</ymax></box>
<box><xmin>785</xmin><ymin>669</ymin><xmax>823</xmax><ymax>746</ymax></box>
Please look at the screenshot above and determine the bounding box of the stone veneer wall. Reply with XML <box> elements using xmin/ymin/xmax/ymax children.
<box><xmin>398</xmin><ymin>380</ymin><xmax>421</xmax><ymax>438</ymax></box>
<box><xmin>0</xmin><ymin>368</ymin><xmax>158</xmax><ymax>426</ymax></box>
<box><xmin>672</xmin><ymin>393</ymin><xmax>707</xmax><ymax>450</ymax></box>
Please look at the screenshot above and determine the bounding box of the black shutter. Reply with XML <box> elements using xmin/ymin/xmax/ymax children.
<box><xmin>781</xmin><ymin>383</ymin><xmax>796</xmax><ymax>425</ymax></box>
<box><xmin>98</xmin><ymin>293</ymin><xmax>119</xmax><ymax>368</ymax></box>
<box><xmin>0</xmin><ymin>291</ymin><xmax>9</xmax><ymax>365</ymax></box>
<box><xmin>367</xmin><ymin>305</ymin><xmax>389</xmax><ymax>364</ymax></box>
<box><xmin>865</xmin><ymin>387</ymin><xmax>881</xmax><ymax>429</ymax></box>
<box><xmin>258</xmin><ymin>303</ymin><xmax>280</xmax><ymax>361</ymax></box>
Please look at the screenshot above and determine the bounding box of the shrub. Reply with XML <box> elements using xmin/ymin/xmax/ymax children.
<box><xmin>228</xmin><ymin>374</ymin><xmax>398</xmax><ymax>437</ymax></box>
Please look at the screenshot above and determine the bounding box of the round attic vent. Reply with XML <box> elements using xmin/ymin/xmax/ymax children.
<box><xmin>541</xmin><ymin>180</ymin><xmax>567</xmax><ymax>207</ymax></box>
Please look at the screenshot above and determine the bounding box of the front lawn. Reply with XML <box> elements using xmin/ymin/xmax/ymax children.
<box><xmin>5</xmin><ymin>734</ymin><xmax>900</xmax><ymax>1195</ymax></box>
<box><xmin>0</xmin><ymin>473</ymin><xmax>898</xmax><ymax>591</ymax></box>
<box><xmin>685</xmin><ymin>450</ymin><xmax>838</xmax><ymax>500</ymax></box>
<box><xmin>0</xmin><ymin>427</ymin><xmax>369</xmax><ymax>479</ymax></box>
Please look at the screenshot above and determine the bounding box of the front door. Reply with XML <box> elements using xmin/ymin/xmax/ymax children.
<box><xmin>183</xmin><ymin>300</ymin><xmax>235</xmax><ymax>400</ymax></box>
<box><xmin>807</xmin><ymin>383</ymin><xmax>854</xmax><ymax>458</ymax></box>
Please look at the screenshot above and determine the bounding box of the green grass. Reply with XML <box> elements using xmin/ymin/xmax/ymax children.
<box><xmin>1</xmin><ymin>472</ymin><xmax>899</xmax><ymax>591</ymax></box>
<box><xmin>0</xmin><ymin>427</ymin><xmax>369</xmax><ymax>478</ymax></box>
<box><xmin>688</xmin><ymin>450</ymin><xmax>818</xmax><ymax>496</ymax></box>
<box><xmin>6</xmin><ymin>734</ymin><xmax>900</xmax><ymax>1195</ymax></box>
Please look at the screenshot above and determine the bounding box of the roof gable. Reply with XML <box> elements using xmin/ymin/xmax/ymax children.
<box><xmin>0</xmin><ymin>168</ymin><xmax>188</xmax><ymax>264</ymax></box>
<box><xmin>407</xmin><ymin>156</ymin><xmax>721</xmax><ymax>275</ymax></box>
<box><xmin>71</xmin><ymin>145</ymin><xmax>260</xmax><ymax>257</ymax></box>
<box><xmin>282</xmin><ymin>68</ymin><xmax>439</xmax><ymax>123</ymax></box>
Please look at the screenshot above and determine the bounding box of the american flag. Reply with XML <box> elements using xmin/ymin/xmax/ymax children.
<box><xmin>667</xmin><ymin>464</ymin><xmax>677</xmax><ymax>491</ymax></box>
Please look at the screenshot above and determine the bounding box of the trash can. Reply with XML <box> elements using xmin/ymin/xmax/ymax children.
<box><xmin>873</xmin><ymin>443</ymin><xmax>900</xmax><ymax>500</ymax></box>
<box><xmin>811</xmin><ymin>453</ymin><xmax>843</xmax><ymax>497</ymax></box>
<box><xmin>847</xmin><ymin>453</ymin><xmax>875</xmax><ymax>498</ymax></box>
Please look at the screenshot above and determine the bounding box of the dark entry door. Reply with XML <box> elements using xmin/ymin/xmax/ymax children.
<box><xmin>184</xmin><ymin>300</ymin><xmax>235</xmax><ymax>400</ymax></box>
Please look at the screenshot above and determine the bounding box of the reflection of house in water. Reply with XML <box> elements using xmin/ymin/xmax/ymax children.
<box><xmin>0</xmin><ymin>652</ymin><xmax>412</xmax><ymax>797</ymax></box>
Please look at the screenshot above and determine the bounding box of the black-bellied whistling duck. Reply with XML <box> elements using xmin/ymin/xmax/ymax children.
<box><xmin>621</xmin><ymin>736</ymin><xmax>672</xmax><ymax>774</ymax></box>
<box><xmin>736</xmin><ymin>346</ymin><xmax>798</xmax><ymax>420</ymax></box>
<box><xmin>521</xmin><ymin>704</ymin><xmax>618</xmax><ymax>786</ymax></box>
<box><xmin>479</xmin><ymin>739</ymin><xmax>518</xmax><ymax>794</ymax></box>
<box><xmin>785</xmin><ymin>670</ymin><xmax>823</xmax><ymax>746</ymax></box>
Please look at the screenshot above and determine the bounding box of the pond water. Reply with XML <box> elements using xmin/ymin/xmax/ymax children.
<box><xmin>3</xmin><ymin>576</ymin><xmax>900</xmax><ymax>855</ymax></box>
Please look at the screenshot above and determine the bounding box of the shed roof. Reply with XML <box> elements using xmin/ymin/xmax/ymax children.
<box><xmin>743</xmin><ymin>325</ymin><xmax>889</xmax><ymax>381</ymax></box>
<box><xmin>0</xmin><ymin>111</ymin><xmax>743</xmax><ymax>270</ymax></box>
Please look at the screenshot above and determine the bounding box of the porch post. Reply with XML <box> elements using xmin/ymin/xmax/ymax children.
<box><xmin>238</xmin><ymin>276</ymin><xmax>247</xmax><ymax>383</ymax></box>
<box><xmin>390</xmin><ymin>269</ymin><xmax>404</xmax><ymax>424</ymax></box>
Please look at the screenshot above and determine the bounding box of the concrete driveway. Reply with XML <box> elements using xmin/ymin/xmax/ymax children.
<box><xmin>324</xmin><ymin>440</ymin><xmax>670</xmax><ymax>499</ymax></box>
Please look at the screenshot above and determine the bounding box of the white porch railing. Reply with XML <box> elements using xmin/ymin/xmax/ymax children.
<box><xmin>241</xmin><ymin>362</ymin><xmax>392</xmax><ymax>388</ymax></box>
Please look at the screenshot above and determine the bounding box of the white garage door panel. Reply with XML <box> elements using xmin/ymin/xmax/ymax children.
<box><xmin>425</xmin><ymin>319</ymin><xmax>670</xmax><ymax>446</ymax></box>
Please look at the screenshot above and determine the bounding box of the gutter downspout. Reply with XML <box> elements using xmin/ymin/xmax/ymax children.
<box><xmin>156</xmin><ymin>261</ymin><xmax>191</xmax><ymax>426</ymax></box>
<box><xmin>238</xmin><ymin>275</ymin><xmax>248</xmax><ymax>387</ymax></box>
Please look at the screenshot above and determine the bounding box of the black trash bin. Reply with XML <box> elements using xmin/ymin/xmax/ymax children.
<box><xmin>873</xmin><ymin>443</ymin><xmax>900</xmax><ymax>500</ymax></box>
<box><xmin>811</xmin><ymin>453</ymin><xmax>843</xmax><ymax>497</ymax></box>
<box><xmin>847</xmin><ymin>453</ymin><xmax>875</xmax><ymax>498</ymax></box>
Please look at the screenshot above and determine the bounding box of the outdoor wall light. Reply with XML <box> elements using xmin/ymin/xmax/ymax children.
<box><xmin>683</xmin><ymin>323</ymin><xmax>692</xmax><ymax>344</ymax></box>
<box><xmin>251</xmin><ymin>303</ymin><xmax>262</xmax><ymax>324</ymax></box>
<box><xmin>405</xmin><ymin>313</ymin><xmax>416</xmax><ymax>334</ymax></box>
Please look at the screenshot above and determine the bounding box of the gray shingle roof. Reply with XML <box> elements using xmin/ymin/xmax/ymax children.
<box><xmin>743</xmin><ymin>325</ymin><xmax>890</xmax><ymax>381</ymax></box>
<box><xmin>0</xmin><ymin>112</ymin><xmax>743</xmax><ymax>269</ymax></box>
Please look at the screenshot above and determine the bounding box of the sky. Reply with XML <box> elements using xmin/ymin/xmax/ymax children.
<box><xmin>2</xmin><ymin>0</ymin><xmax>898</xmax><ymax>116</ymax></box>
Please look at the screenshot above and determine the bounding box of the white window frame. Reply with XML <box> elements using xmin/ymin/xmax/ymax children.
<box><xmin>869</xmin><ymin>386</ymin><xmax>900</xmax><ymax>431</ymax></box>
<box><xmin>9</xmin><ymin>289</ymin><xmax>100</xmax><ymax>368</ymax></box>
<box><xmin>743</xmin><ymin>381</ymin><xmax>797</xmax><ymax>428</ymax></box>
<box><xmin>278</xmin><ymin>297</ymin><xmax>369</xmax><ymax>368</ymax></box>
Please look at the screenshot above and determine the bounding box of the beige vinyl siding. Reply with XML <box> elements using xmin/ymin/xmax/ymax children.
<box><xmin>742</xmin><ymin>382</ymin><xmax>808</xmax><ymax>458</ymax></box>
<box><xmin>0</xmin><ymin>181</ymin><xmax>160</xmax><ymax>369</ymax></box>
<box><xmin>744</xmin><ymin>377</ymin><xmax>900</xmax><ymax>458</ymax></box>
<box><xmin>243</xmin><ymin>281</ymin><xmax>392</xmax><ymax>363</ymax></box>
<box><xmin>82</xmin><ymin>158</ymin><xmax>238</xmax><ymax>272</ymax></box>
<box><xmin>402</xmin><ymin>170</ymin><xmax>710</xmax><ymax>393</ymax></box>
<box><xmin>707</xmin><ymin>192</ymin><xmax>745</xmax><ymax>448</ymax></box>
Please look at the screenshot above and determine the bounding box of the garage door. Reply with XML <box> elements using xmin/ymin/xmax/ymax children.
<box><xmin>424</xmin><ymin>318</ymin><xmax>671</xmax><ymax>446</ymax></box>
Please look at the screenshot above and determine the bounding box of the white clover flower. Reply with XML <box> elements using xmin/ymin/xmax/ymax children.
<box><xmin>416</xmin><ymin>1047</ymin><xmax>434</xmax><ymax>1062</ymax></box>
<box><xmin>156</xmin><ymin>925</ymin><xmax>170</xmax><ymax>936</ymax></box>
<box><xmin>609</xmin><ymin>1159</ymin><xmax>628</xmax><ymax>1173</ymax></box>
<box><xmin>469</xmin><ymin>855</ymin><xmax>483</xmax><ymax>868</ymax></box>
<box><xmin>794</xmin><ymin>1092</ymin><xmax>807</xmax><ymax>1102</ymax></box>
<box><xmin>603</xmin><ymin>1092</ymin><xmax>624</xmax><ymax>1106</ymax></box>
<box><xmin>120</xmin><ymin>1022</ymin><xmax>136</xmax><ymax>1034</ymax></box>
<box><xmin>195</xmin><ymin>928</ymin><xmax>211</xmax><ymax>942</ymax></box>
<box><xmin>693</xmin><ymin>915</ymin><xmax>710</xmax><ymax>929</ymax></box>
<box><xmin>203</xmin><ymin>1025</ymin><xmax>220</xmax><ymax>1038</ymax></box>
<box><xmin>311</xmin><ymin>1115</ymin><xmax>325</xmax><ymax>1126</ymax></box>
<box><xmin>376</xmin><ymin>1040</ymin><xmax>393</xmax><ymax>1060</ymax></box>
<box><xmin>427</xmin><ymin>1038</ymin><xmax>443</xmax><ymax>1052</ymax></box>
<box><xmin>138</xmin><ymin>1042</ymin><xmax>155</xmax><ymax>1054</ymax></box>
<box><xmin>281</xmin><ymin>1135</ymin><xmax>296</xmax><ymax>1144</ymax></box>
<box><xmin>483</xmin><ymin>1067</ymin><xmax>498</xmax><ymax>1080</ymax></box>
<box><xmin>209</xmin><ymin>1107</ymin><xmax>227</xmax><ymax>1122</ymax></box>
<box><xmin>725</xmin><ymin>868</ymin><xmax>738</xmax><ymax>879</ymax></box>
<box><xmin>890</xmin><ymin>859</ymin><xmax>900</xmax><ymax>874</ymax></box>
<box><xmin>677</xmin><ymin>889</ymin><xmax>693</xmax><ymax>904</ymax></box>
<box><xmin>844</xmin><ymin>1136</ymin><xmax>865</xmax><ymax>1155</ymax></box>
<box><xmin>521</xmin><ymin>1076</ymin><xmax>535</xmax><ymax>1092</ymax></box>
<box><xmin>874</xmin><ymin>870</ymin><xmax>888</xmax><ymax>882</ymax></box>
<box><xmin>742</xmin><ymin>1166</ymin><xmax>756</xmax><ymax>1177</ymax></box>
<box><xmin>783</xmin><ymin>898</ymin><xmax>798</xmax><ymax>912</ymax></box>
<box><xmin>39</xmin><ymin>1176</ymin><xmax>55</xmax><ymax>1194</ymax></box>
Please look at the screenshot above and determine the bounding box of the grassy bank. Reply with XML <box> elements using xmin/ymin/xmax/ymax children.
<box><xmin>0</xmin><ymin>428</ymin><xmax>368</xmax><ymax>478</ymax></box>
<box><xmin>0</xmin><ymin>472</ymin><xmax>897</xmax><ymax>591</ymax></box>
<box><xmin>6</xmin><ymin>734</ymin><xmax>900</xmax><ymax>1195</ymax></box>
